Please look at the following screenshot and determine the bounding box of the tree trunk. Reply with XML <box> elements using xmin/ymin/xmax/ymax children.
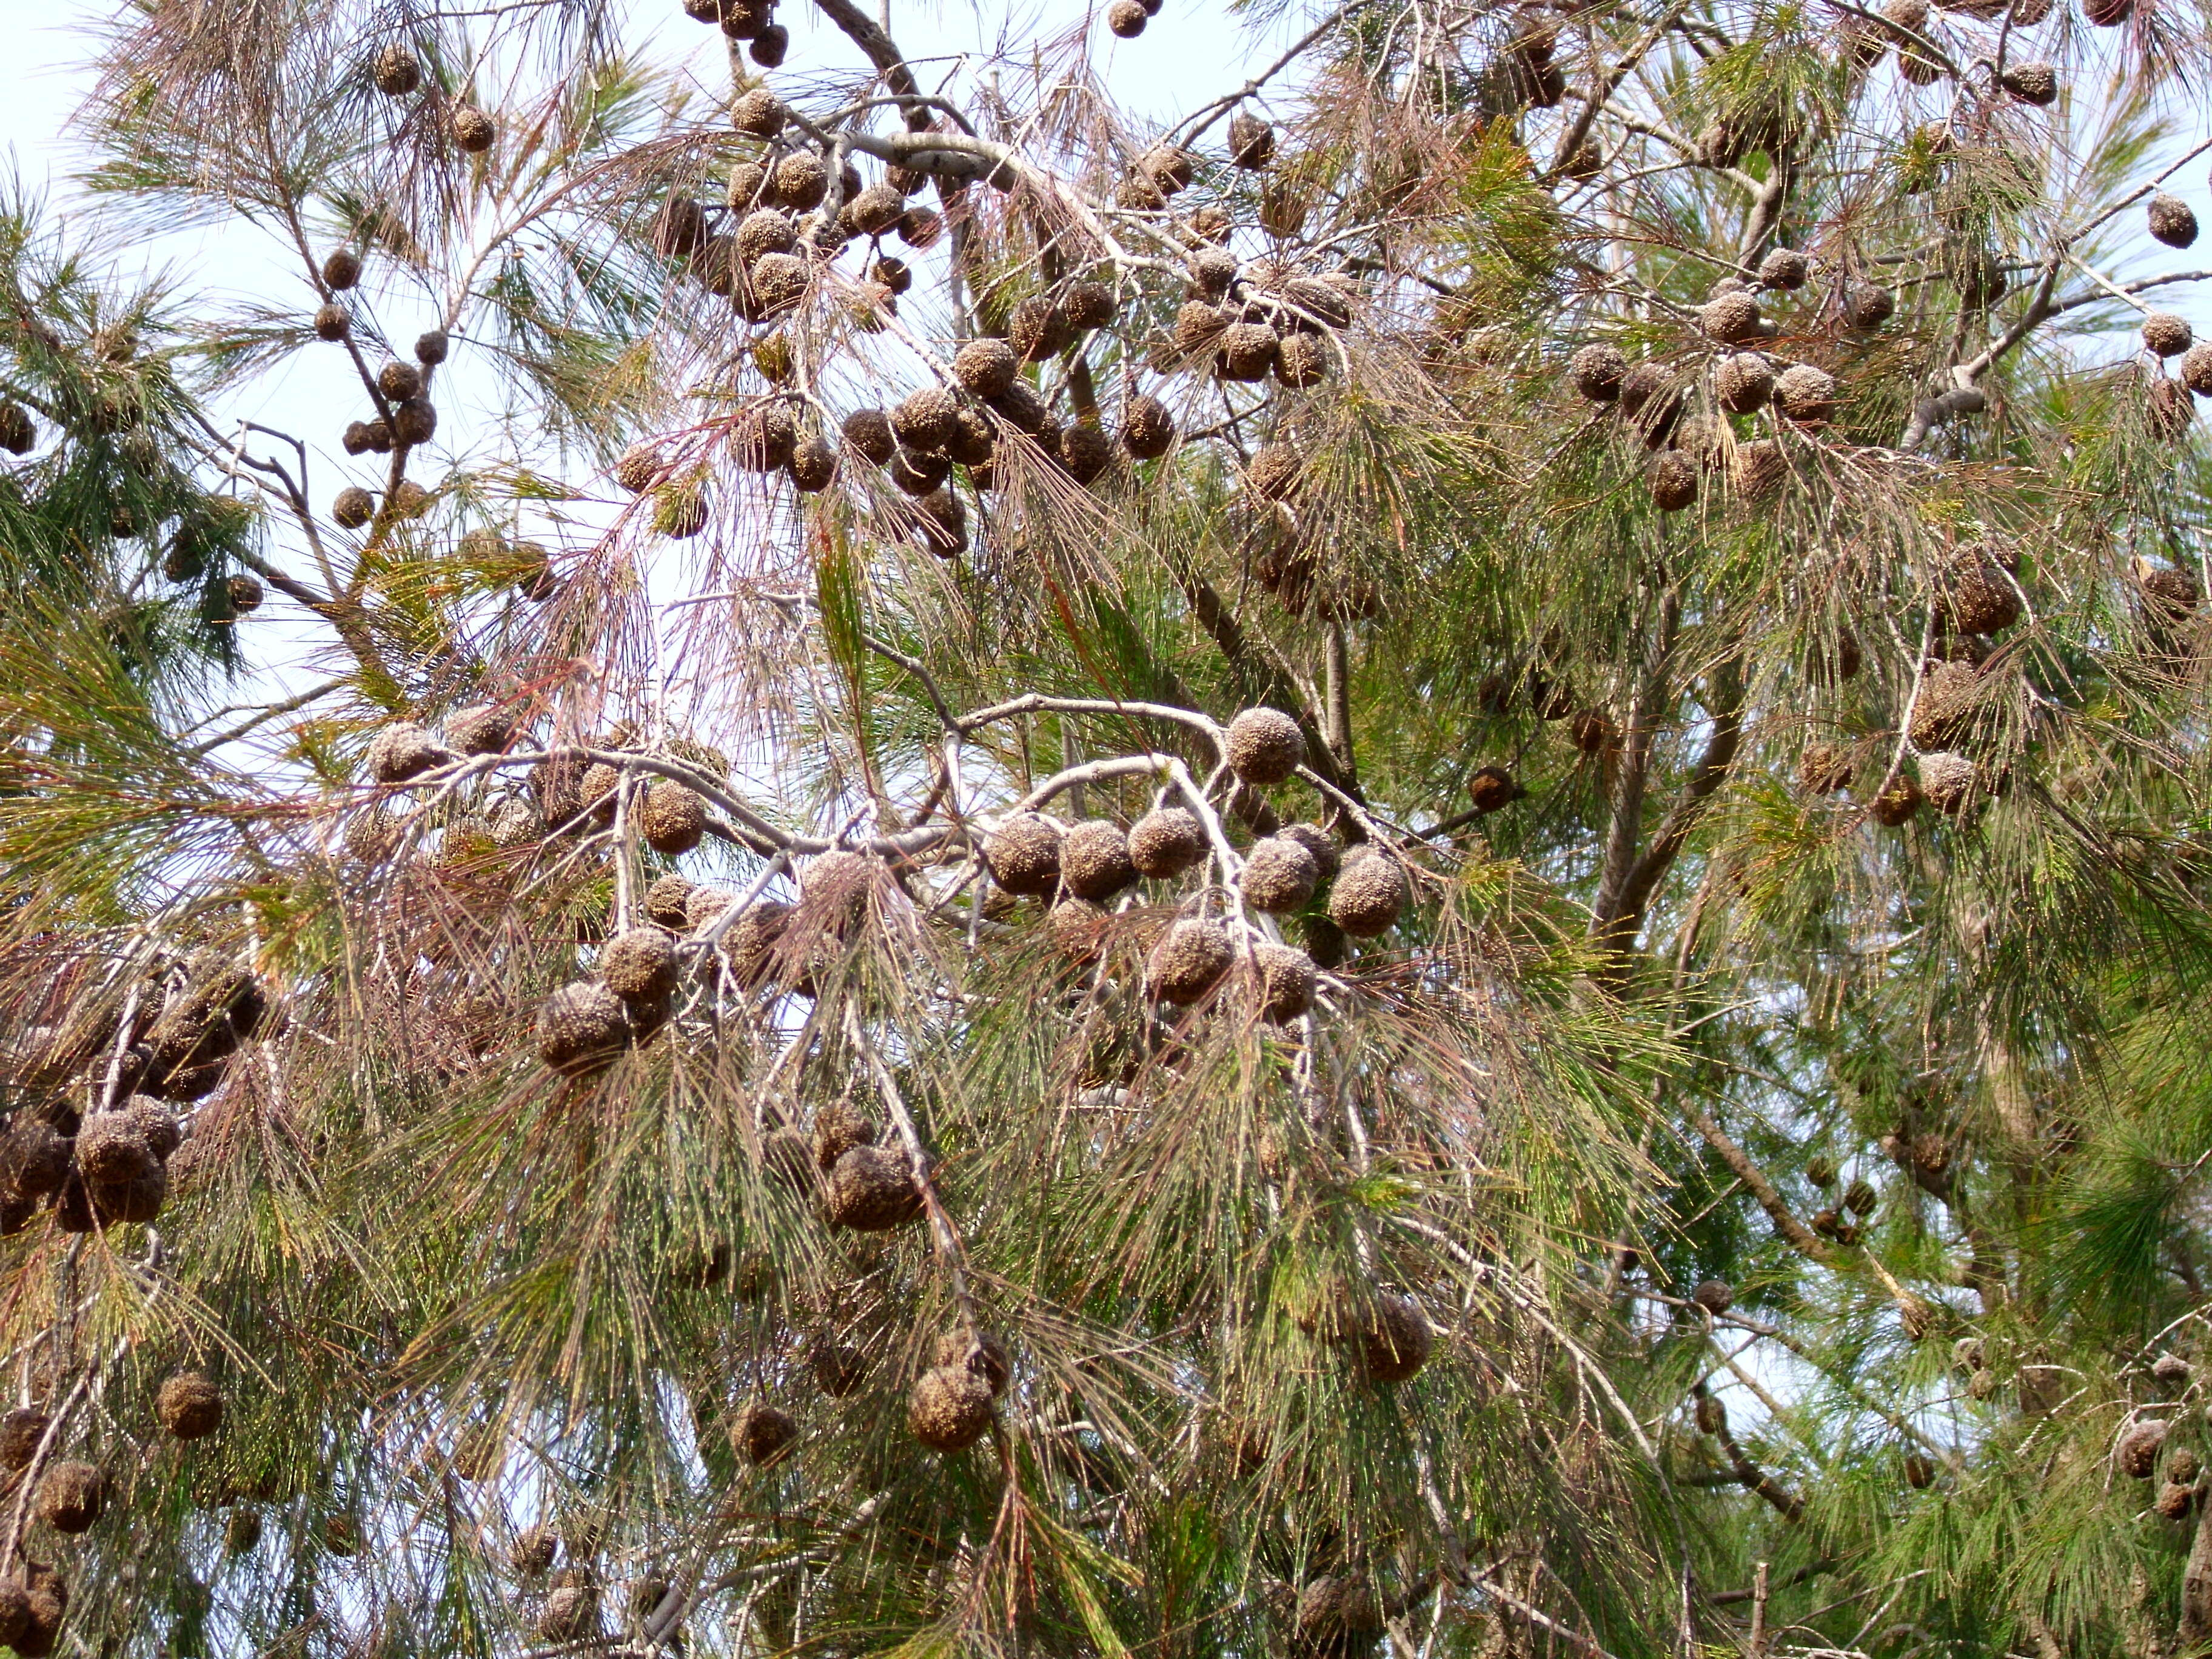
<box><xmin>2180</xmin><ymin>1495</ymin><xmax>2212</xmax><ymax>1653</ymax></box>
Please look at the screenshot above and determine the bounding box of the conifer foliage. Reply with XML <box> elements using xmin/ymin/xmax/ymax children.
<box><xmin>2</xmin><ymin>0</ymin><xmax>2212</xmax><ymax>1652</ymax></box>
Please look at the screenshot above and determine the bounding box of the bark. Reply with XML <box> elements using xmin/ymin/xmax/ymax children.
<box><xmin>2182</xmin><ymin>1495</ymin><xmax>2212</xmax><ymax>1654</ymax></box>
<box><xmin>1591</xmin><ymin>655</ymin><xmax>1744</xmax><ymax>960</ymax></box>
<box><xmin>1680</xmin><ymin>1099</ymin><xmax>1837</xmax><ymax>1267</ymax></box>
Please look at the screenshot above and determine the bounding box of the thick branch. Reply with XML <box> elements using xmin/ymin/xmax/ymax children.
<box><xmin>1680</xmin><ymin>1100</ymin><xmax>1837</xmax><ymax>1267</ymax></box>
<box><xmin>1595</xmin><ymin>659</ymin><xmax>1744</xmax><ymax>951</ymax></box>
<box><xmin>1692</xmin><ymin>1381</ymin><xmax>1806</xmax><ymax>1523</ymax></box>
<box><xmin>806</xmin><ymin>0</ymin><xmax>928</xmax><ymax>128</ymax></box>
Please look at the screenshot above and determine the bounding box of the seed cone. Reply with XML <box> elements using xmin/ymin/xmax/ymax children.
<box><xmin>987</xmin><ymin>380</ymin><xmax>1048</xmax><ymax>434</ymax></box>
<box><xmin>2151</xmin><ymin>192</ymin><xmax>2199</xmax><ymax>250</ymax></box>
<box><xmin>1919</xmin><ymin>751</ymin><xmax>1979</xmax><ymax>815</ymax></box>
<box><xmin>1329</xmin><ymin>850</ymin><xmax>1408</xmax><ymax>937</ymax></box>
<box><xmin>2150</xmin><ymin>375</ymin><xmax>2197</xmax><ymax>441</ymax></box>
<box><xmin>372</xmin><ymin>43</ymin><xmax>421</xmax><ymax>95</ymax></box>
<box><xmin>1187</xmin><ymin>246</ymin><xmax>1238</xmax><ymax>300</ymax></box>
<box><xmin>1215</xmin><ymin>321</ymin><xmax>1281</xmax><ymax>381</ymax></box>
<box><xmin>986</xmin><ymin>814</ymin><xmax>1064</xmax><ymax>896</ymax></box>
<box><xmin>1715</xmin><ymin>352</ymin><xmax>1774</xmax><ymax>414</ymax></box>
<box><xmin>732</xmin><ymin>89</ymin><xmax>786</xmax><ymax>138</ymax></box>
<box><xmin>1758</xmin><ymin>247</ymin><xmax>1809</xmax><ymax>289</ymax></box>
<box><xmin>1062</xmin><ymin>821</ymin><xmax>1138</xmax><ymax>900</ymax></box>
<box><xmin>156</xmin><ymin>1371</ymin><xmax>223</xmax><ymax>1440</ymax></box>
<box><xmin>129</xmin><ymin>1104</ymin><xmax>178</xmax><ymax>1162</ymax></box>
<box><xmin>600</xmin><ymin>928</ymin><xmax>679</xmax><ymax>1002</ymax></box>
<box><xmin>1122</xmin><ymin>396</ymin><xmax>1176</xmax><ymax>458</ymax></box>
<box><xmin>1468</xmin><ymin>766</ymin><xmax>1517</xmax><ymax>813</ymax></box>
<box><xmin>1059</xmin><ymin>423</ymin><xmax>1115</xmax><ymax>484</ymax></box>
<box><xmin>444</xmin><ymin>705</ymin><xmax>513</xmax><ymax>756</ymax></box>
<box><xmin>640</xmin><ymin>780</ymin><xmax>707</xmax><ymax>853</ymax></box>
<box><xmin>2145</xmin><ymin>313</ymin><xmax>2194</xmax><ymax>358</ymax></box>
<box><xmin>942</xmin><ymin>406</ymin><xmax>994</xmax><ymax>468</ymax></box>
<box><xmin>786</xmin><ymin>435</ymin><xmax>837</xmax><ymax>492</ymax></box>
<box><xmin>36</xmin><ymin>1462</ymin><xmax>106</xmax><ymax>1533</ymax></box>
<box><xmin>1699</xmin><ymin>290</ymin><xmax>1764</xmax><ymax>345</ymax></box>
<box><xmin>1048</xmin><ymin>897</ymin><xmax>1111</xmax><ymax>964</ymax></box>
<box><xmin>1240</xmin><ymin>837</ymin><xmax>1319</xmax><ymax>913</ymax></box>
<box><xmin>1175</xmin><ymin>301</ymin><xmax>1227</xmax><ymax>355</ymax></box>
<box><xmin>1845</xmin><ymin>284</ymin><xmax>1895</xmax><ymax>329</ymax></box>
<box><xmin>450</xmin><ymin>105</ymin><xmax>495</xmax><ymax>152</ymax></box>
<box><xmin>1060</xmin><ymin>280</ymin><xmax>1114</xmax><ymax>331</ymax></box>
<box><xmin>2123</xmin><ymin>1421</ymin><xmax>2170</xmax><ymax>1479</ymax></box>
<box><xmin>1936</xmin><ymin>546</ymin><xmax>2021</xmax><ymax>635</ymax></box>
<box><xmin>1275</xmin><ymin>332</ymin><xmax>1327</xmax><ymax>387</ymax></box>
<box><xmin>812</xmin><ymin>1102</ymin><xmax>877</xmax><ymax>1170</ymax></box>
<box><xmin>1995</xmin><ymin>60</ymin><xmax>2057</xmax><ymax>104</ymax></box>
<box><xmin>1147</xmin><ymin>918</ymin><xmax>1235</xmax><ymax>1005</ymax></box>
<box><xmin>511</xmin><ymin>1529</ymin><xmax>556</xmax><ymax>1577</ymax></box>
<box><xmin>1128</xmin><ymin>808</ymin><xmax>1207</xmax><ymax>877</ymax></box>
<box><xmin>1355</xmin><ymin>1293</ymin><xmax>1433</xmax><ymax>1382</ymax></box>
<box><xmin>1908</xmin><ymin>660</ymin><xmax>1983</xmax><ymax>750</ymax></box>
<box><xmin>645</xmin><ymin>875</ymin><xmax>694</xmax><ymax>929</ymax></box>
<box><xmin>842</xmin><ymin>408</ymin><xmax>896</xmax><ymax>465</ymax></box>
<box><xmin>1774</xmin><ymin>363</ymin><xmax>1837</xmax><ymax>422</ymax></box>
<box><xmin>2181</xmin><ymin>345</ymin><xmax>2212</xmax><ymax>398</ymax></box>
<box><xmin>808</xmin><ymin>1341</ymin><xmax>868</xmax><ymax>1397</ymax></box>
<box><xmin>1225</xmin><ymin>707</ymin><xmax>1306</xmax><ymax>785</ymax></box>
<box><xmin>730</xmin><ymin>1399</ymin><xmax>799</xmax><ymax>1466</ymax></box>
<box><xmin>1245</xmin><ymin>444</ymin><xmax>1302</xmax><ymax>503</ymax></box>
<box><xmin>889</xmin><ymin>447</ymin><xmax>951</xmax><ymax>495</ymax></box>
<box><xmin>0</xmin><ymin>404</ymin><xmax>34</xmax><ymax>454</ymax></box>
<box><xmin>1</xmin><ymin>1121</ymin><xmax>69</xmax><ymax>1199</ymax></box>
<box><xmin>935</xmin><ymin>1329</ymin><xmax>1013</xmax><ymax>1394</ymax></box>
<box><xmin>954</xmin><ymin>338</ymin><xmax>1018</xmax><ymax>399</ymax></box>
<box><xmin>367</xmin><ymin>722</ymin><xmax>445</xmax><ymax>784</ymax></box>
<box><xmin>1107</xmin><ymin>0</ymin><xmax>1148</xmax><ymax>35</ymax></box>
<box><xmin>1254</xmin><ymin>942</ymin><xmax>1318</xmax><ymax>1022</ymax></box>
<box><xmin>909</xmin><ymin>1366</ymin><xmax>994</xmax><ymax>1450</ymax></box>
<box><xmin>1226</xmin><ymin>110</ymin><xmax>1275</xmax><ymax>168</ymax></box>
<box><xmin>19</xmin><ymin>1567</ymin><xmax>62</xmax><ymax>1656</ymax></box>
<box><xmin>92</xmin><ymin>1161</ymin><xmax>167</xmax><ymax>1225</ymax></box>
<box><xmin>1618</xmin><ymin>362</ymin><xmax>1683</xmax><ymax>444</ymax></box>
<box><xmin>2139</xmin><ymin>560</ymin><xmax>2203</xmax><ymax>620</ymax></box>
<box><xmin>1651</xmin><ymin>451</ymin><xmax>1698</xmax><ymax>512</ymax></box>
<box><xmin>76</xmin><ymin>1112</ymin><xmax>153</xmax><ymax>1185</ymax></box>
<box><xmin>842</xmin><ymin>183</ymin><xmax>905</xmax><ymax>236</ymax></box>
<box><xmin>537</xmin><ymin>981</ymin><xmax>632</xmax><ymax>1077</ymax></box>
<box><xmin>1799</xmin><ymin>743</ymin><xmax>1854</xmax><ymax>794</ymax></box>
<box><xmin>823</xmin><ymin>1145</ymin><xmax>924</xmax><ymax>1230</ymax></box>
<box><xmin>540</xmin><ymin>1585</ymin><xmax>598</xmax><ymax>1641</ymax></box>
<box><xmin>891</xmin><ymin>387</ymin><xmax>959</xmax><ymax>454</ymax></box>
<box><xmin>0</xmin><ymin>1410</ymin><xmax>49</xmax><ymax>1472</ymax></box>
<box><xmin>1296</xmin><ymin>1577</ymin><xmax>1385</xmax><ymax>1647</ymax></box>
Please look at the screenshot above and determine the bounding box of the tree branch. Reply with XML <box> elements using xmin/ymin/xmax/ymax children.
<box><xmin>1691</xmin><ymin>1381</ymin><xmax>1806</xmax><ymax>1523</ymax></box>
<box><xmin>1596</xmin><ymin>658</ymin><xmax>1744</xmax><ymax>952</ymax></box>
<box><xmin>1679</xmin><ymin>1098</ymin><xmax>1837</xmax><ymax>1267</ymax></box>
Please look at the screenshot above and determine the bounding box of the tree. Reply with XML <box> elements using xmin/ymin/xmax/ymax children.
<box><xmin>2</xmin><ymin>0</ymin><xmax>2212</xmax><ymax>1652</ymax></box>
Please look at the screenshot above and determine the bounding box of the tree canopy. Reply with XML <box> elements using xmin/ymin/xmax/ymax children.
<box><xmin>4</xmin><ymin>0</ymin><xmax>2212</xmax><ymax>1654</ymax></box>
